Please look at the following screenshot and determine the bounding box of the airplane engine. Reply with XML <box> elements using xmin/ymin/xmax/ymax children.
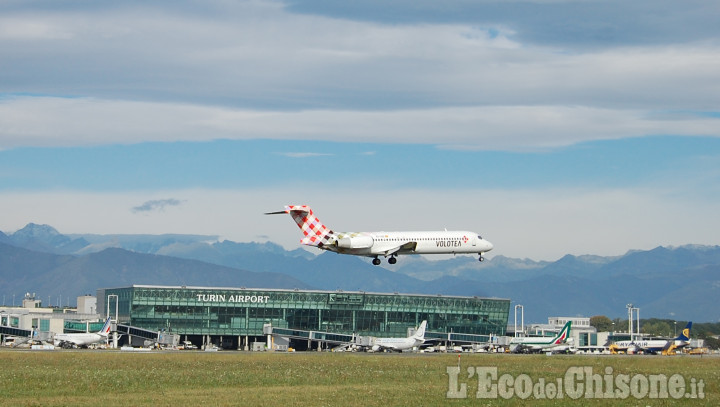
<box><xmin>335</xmin><ymin>235</ymin><xmax>374</xmax><ymax>249</ymax></box>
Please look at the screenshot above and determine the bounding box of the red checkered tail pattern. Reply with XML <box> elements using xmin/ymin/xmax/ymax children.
<box><xmin>274</xmin><ymin>205</ymin><xmax>335</xmax><ymax>247</ymax></box>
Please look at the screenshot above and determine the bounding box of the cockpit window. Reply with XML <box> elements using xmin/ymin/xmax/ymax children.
<box><xmin>478</xmin><ymin>235</ymin><xmax>482</xmax><ymax>240</ymax></box>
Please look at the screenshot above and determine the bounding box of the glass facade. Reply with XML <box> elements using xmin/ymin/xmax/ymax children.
<box><xmin>98</xmin><ymin>285</ymin><xmax>510</xmax><ymax>339</ymax></box>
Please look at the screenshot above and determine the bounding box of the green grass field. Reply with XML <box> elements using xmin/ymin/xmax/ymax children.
<box><xmin>0</xmin><ymin>350</ymin><xmax>717</xmax><ymax>406</ymax></box>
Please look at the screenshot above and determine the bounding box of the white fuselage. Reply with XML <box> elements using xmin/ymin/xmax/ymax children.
<box><xmin>54</xmin><ymin>332</ymin><xmax>107</xmax><ymax>347</ymax></box>
<box><xmin>510</xmin><ymin>322</ymin><xmax>572</xmax><ymax>352</ymax></box>
<box><xmin>326</xmin><ymin>230</ymin><xmax>493</xmax><ymax>257</ymax></box>
<box><xmin>613</xmin><ymin>339</ymin><xmax>688</xmax><ymax>353</ymax></box>
<box><xmin>510</xmin><ymin>336</ymin><xmax>563</xmax><ymax>351</ymax></box>
<box><xmin>510</xmin><ymin>337</ymin><xmax>571</xmax><ymax>352</ymax></box>
<box><xmin>372</xmin><ymin>336</ymin><xmax>424</xmax><ymax>352</ymax></box>
<box><xmin>370</xmin><ymin>320</ymin><xmax>427</xmax><ymax>351</ymax></box>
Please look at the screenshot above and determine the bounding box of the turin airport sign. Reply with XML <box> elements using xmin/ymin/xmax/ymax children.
<box><xmin>195</xmin><ymin>294</ymin><xmax>271</xmax><ymax>304</ymax></box>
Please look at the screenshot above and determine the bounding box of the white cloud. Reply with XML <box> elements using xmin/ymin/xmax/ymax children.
<box><xmin>1</xmin><ymin>97</ymin><xmax>718</xmax><ymax>150</ymax></box>
<box><xmin>274</xmin><ymin>152</ymin><xmax>334</xmax><ymax>158</ymax></box>
<box><xmin>2</xmin><ymin>2</ymin><xmax>718</xmax><ymax>151</ymax></box>
<box><xmin>132</xmin><ymin>198</ymin><xmax>185</xmax><ymax>213</ymax></box>
<box><xmin>2</xmin><ymin>2</ymin><xmax>719</xmax><ymax>111</ymax></box>
<box><xmin>0</xmin><ymin>19</ymin><xmax>74</xmax><ymax>40</ymax></box>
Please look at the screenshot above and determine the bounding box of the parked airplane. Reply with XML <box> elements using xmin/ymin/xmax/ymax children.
<box><xmin>610</xmin><ymin>322</ymin><xmax>692</xmax><ymax>354</ymax></box>
<box><xmin>509</xmin><ymin>321</ymin><xmax>572</xmax><ymax>353</ymax></box>
<box><xmin>54</xmin><ymin>318</ymin><xmax>112</xmax><ymax>348</ymax></box>
<box><xmin>266</xmin><ymin>205</ymin><xmax>493</xmax><ymax>265</ymax></box>
<box><xmin>370</xmin><ymin>321</ymin><xmax>427</xmax><ymax>352</ymax></box>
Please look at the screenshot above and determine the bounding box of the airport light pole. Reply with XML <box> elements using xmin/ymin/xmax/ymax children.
<box><xmin>514</xmin><ymin>305</ymin><xmax>524</xmax><ymax>337</ymax></box>
<box><xmin>626</xmin><ymin>303</ymin><xmax>640</xmax><ymax>339</ymax></box>
<box><xmin>107</xmin><ymin>294</ymin><xmax>119</xmax><ymax>349</ymax></box>
<box><xmin>627</xmin><ymin>304</ymin><xmax>632</xmax><ymax>337</ymax></box>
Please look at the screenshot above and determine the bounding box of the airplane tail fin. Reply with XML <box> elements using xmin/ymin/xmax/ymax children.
<box><xmin>552</xmin><ymin>321</ymin><xmax>572</xmax><ymax>345</ymax></box>
<box><xmin>413</xmin><ymin>320</ymin><xmax>427</xmax><ymax>340</ymax></box>
<box><xmin>676</xmin><ymin>322</ymin><xmax>692</xmax><ymax>342</ymax></box>
<box><xmin>266</xmin><ymin>205</ymin><xmax>334</xmax><ymax>247</ymax></box>
<box><xmin>98</xmin><ymin>317</ymin><xmax>112</xmax><ymax>337</ymax></box>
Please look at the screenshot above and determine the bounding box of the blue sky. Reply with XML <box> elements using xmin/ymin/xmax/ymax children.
<box><xmin>1</xmin><ymin>0</ymin><xmax>719</xmax><ymax>260</ymax></box>
<box><xmin>2</xmin><ymin>137</ymin><xmax>719</xmax><ymax>191</ymax></box>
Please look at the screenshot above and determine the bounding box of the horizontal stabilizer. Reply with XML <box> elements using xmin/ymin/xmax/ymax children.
<box><xmin>264</xmin><ymin>210</ymin><xmax>288</xmax><ymax>215</ymax></box>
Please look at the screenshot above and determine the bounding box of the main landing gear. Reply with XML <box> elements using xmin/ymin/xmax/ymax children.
<box><xmin>372</xmin><ymin>255</ymin><xmax>397</xmax><ymax>266</ymax></box>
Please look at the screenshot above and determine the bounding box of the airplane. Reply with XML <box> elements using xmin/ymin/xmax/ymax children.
<box><xmin>369</xmin><ymin>320</ymin><xmax>427</xmax><ymax>352</ymax></box>
<box><xmin>53</xmin><ymin>317</ymin><xmax>112</xmax><ymax>348</ymax></box>
<box><xmin>509</xmin><ymin>321</ymin><xmax>572</xmax><ymax>353</ymax></box>
<box><xmin>609</xmin><ymin>321</ymin><xmax>692</xmax><ymax>355</ymax></box>
<box><xmin>266</xmin><ymin>205</ymin><xmax>493</xmax><ymax>265</ymax></box>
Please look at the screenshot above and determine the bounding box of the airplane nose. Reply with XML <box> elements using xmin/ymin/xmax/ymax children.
<box><xmin>484</xmin><ymin>240</ymin><xmax>494</xmax><ymax>252</ymax></box>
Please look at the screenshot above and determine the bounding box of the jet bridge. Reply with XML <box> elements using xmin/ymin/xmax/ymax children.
<box><xmin>115</xmin><ymin>323</ymin><xmax>179</xmax><ymax>347</ymax></box>
<box><xmin>60</xmin><ymin>320</ymin><xmax>179</xmax><ymax>347</ymax></box>
<box><xmin>265</xmin><ymin>327</ymin><xmax>355</xmax><ymax>351</ymax></box>
<box><xmin>1</xmin><ymin>326</ymin><xmax>34</xmax><ymax>346</ymax></box>
<box><xmin>1</xmin><ymin>325</ymin><xmax>32</xmax><ymax>338</ymax></box>
<box><xmin>270</xmin><ymin>327</ymin><xmax>355</xmax><ymax>344</ymax></box>
<box><xmin>2</xmin><ymin>322</ymin><xmax>179</xmax><ymax>348</ymax></box>
<box><xmin>425</xmin><ymin>331</ymin><xmax>495</xmax><ymax>344</ymax></box>
<box><xmin>266</xmin><ymin>326</ymin><xmax>498</xmax><ymax>351</ymax></box>
<box><xmin>1</xmin><ymin>326</ymin><xmax>56</xmax><ymax>347</ymax></box>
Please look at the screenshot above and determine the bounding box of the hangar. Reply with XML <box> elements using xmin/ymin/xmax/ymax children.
<box><xmin>98</xmin><ymin>285</ymin><xmax>510</xmax><ymax>350</ymax></box>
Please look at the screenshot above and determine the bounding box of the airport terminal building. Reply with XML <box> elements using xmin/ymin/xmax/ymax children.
<box><xmin>98</xmin><ymin>285</ymin><xmax>510</xmax><ymax>349</ymax></box>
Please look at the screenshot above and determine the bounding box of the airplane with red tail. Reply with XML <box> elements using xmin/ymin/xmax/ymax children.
<box><xmin>266</xmin><ymin>205</ymin><xmax>493</xmax><ymax>265</ymax></box>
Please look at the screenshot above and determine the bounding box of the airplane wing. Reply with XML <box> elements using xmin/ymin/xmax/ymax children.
<box><xmin>377</xmin><ymin>241</ymin><xmax>418</xmax><ymax>256</ymax></box>
<box><xmin>396</xmin><ymin>241</ymin><xmax>418</xmax><ymax>254</ymax></box>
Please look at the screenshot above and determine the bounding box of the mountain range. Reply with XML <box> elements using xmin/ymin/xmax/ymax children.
<box><xmin>1</xmin><ymin>223</ymin><xmax>718</xmax><ymax>322</ymax></box>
